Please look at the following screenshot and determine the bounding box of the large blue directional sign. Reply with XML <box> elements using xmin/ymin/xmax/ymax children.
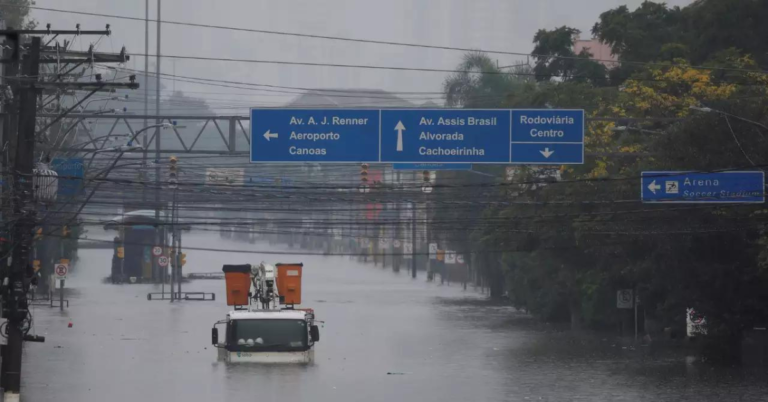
<box><xmin>641</xmin><ymin>171</ymin><xmax>765</xmax><ymax>203</ymax></box>
<box><xmin>380</xmin><ymin>109</ymin><xmax>511</xmax><ymax>163</ymax></box>
<box><xmin>251</xmin><ymin>109</ymin><xmax>379</xmax><ymax>162</ymax></box>
<box><xmin>251</xmin><ymin>108</ymin><xmax>584</xmax><ymax>164</ymax></box>
<box><xmin>511</xmin><ymin>109</ymin><xmax>584</xmax><ymax>164</ymax></box>
<box><xmin>392</xmin><ymin>163</ymin><xmax>472</xmax><ymax>171</ymax></box>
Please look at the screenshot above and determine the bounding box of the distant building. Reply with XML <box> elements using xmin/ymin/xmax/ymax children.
<box><xmin>573</xmin><ymin>35</ymin><xmax>617</xmax><ymax>67</ymax></box>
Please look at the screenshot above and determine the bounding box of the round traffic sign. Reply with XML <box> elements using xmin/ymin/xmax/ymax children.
<box><xmin>688</xmin><ymin>309</ymin><xmax>705</xmax><ymax>324</ymax></box>
<box><xmin>152</xmin><ymin>246</ymin><xmax>163</xmax><ymax>257</ymax></box>
<box><xmin>55</xmin><ymin>264</ymin><xmax>68</xmax><ymax>277</ymax></box>
<box><xmin>157</xmin><ymin>256</ymin><xmax>169</xmax><ymax>267</ymax></box>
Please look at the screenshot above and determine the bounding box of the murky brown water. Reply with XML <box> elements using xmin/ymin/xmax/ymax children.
<box><xmin>21</xmin><ymin>231</ymin><xmax>768</xmax><ymax>401</ymax></box>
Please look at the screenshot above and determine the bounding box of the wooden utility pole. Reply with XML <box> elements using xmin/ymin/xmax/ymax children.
<box><xmin>5</xmin><ymin>36</ymin><xmax>41</xmax><ymax>396</ymax></box>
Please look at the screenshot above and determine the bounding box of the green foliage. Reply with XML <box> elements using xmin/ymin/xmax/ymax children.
<box><xmin>532</xmin><ymin>26</ymin><xmax>607</xmax><ymax>85</ymax></box>
<box><xmin>436</xmin><ymin>0</ymin><xmax>768</xmax><ymax>360</ymax></box>
<box><xmin>592</xmin><ymin>1</ymin><xmax>685</xmax><ymax>64</ymax></box>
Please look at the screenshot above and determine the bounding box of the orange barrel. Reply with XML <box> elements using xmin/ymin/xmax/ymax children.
<box><xmin>276</xmin><ymin>263</ymin><xmax>303</xmax><ymax>305</ymax></box>
<box><xmin>221</xmin><ymin>264</ymin><xmax>251</xmax><ymax>306</ymax></box>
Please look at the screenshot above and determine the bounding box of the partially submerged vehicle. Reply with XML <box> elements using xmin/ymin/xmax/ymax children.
<box><xmin>211</xmin><ymin>263</ymin><xmax>320</xmax><ymax>363</ymax></box>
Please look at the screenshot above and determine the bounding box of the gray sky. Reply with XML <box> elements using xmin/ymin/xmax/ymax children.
<box><xmin>32</xmin><ymin>0</ymin><xmax>693</xmax><ymax>112</ymax></box>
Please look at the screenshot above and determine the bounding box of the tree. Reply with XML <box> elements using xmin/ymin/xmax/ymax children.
<box><xmin>531</xmin><ymin>26</ymin><xmax>607</xmax><ymax>85</ymax></box>
<box><xmin>0</xmin><ymin>0</ymin><xmax>37</xmax><ymax>29</ymax></box>
<box><xmin>443</xmin><ymin>52</ymin><xmax>535</xmax><ymax>108</ymax></box>
<box><xmin>591</xmin><ymin>2</ymin><xmax>686</xmax><ymax>65</ymax></box>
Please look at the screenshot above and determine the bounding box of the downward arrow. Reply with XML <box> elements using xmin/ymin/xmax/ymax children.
<box><xmin>263</xmin><ymin>130</ymin><xmax>278</xmax><ymax>141</ymax></box>
<box><xmin>539</xmin><ymin>147</ymin><xmax>555</xmax><ymax>158</ymax></box>
<box><xmin>395</xmin><ymin>121</ymin><xmax>406</xmax><ymax>152</ymax></box>
<box><xmin>647</xmin><ymin>180</ymin><xmax>661</xmax><ymax>194</ymax></box>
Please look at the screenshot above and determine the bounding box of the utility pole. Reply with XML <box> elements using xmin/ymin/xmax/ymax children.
<box><xmin>142</xmin><ymin>0</ymin><xmax>149</xmax><ymax>202</ymax></box>
<box><xmin>411</xmin><ymin>200</ymin><xmax>416</xmax><ymax>279</ymax></box>
<box><xmin>5</xmin><ymin>36</ymin><xmax>41</xmax><ymax>397</ymax></box>
<box><xmin>392</xmin><ymin>172</ymin><xmax>399</xmax><ymax>272</ymax></box>
<box><xmin>153</xmin><ymin>0</ymin><xmax>162</xmax><ymax>283</ymax></box>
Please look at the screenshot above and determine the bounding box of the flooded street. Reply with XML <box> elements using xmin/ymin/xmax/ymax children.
<box><xmin>20</xmin><ymin>232</ymin><xmax>768</xmax><ymax>402</ymax></box>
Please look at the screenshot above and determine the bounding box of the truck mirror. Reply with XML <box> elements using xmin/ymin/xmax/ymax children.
<box><xmin>211</xmin><ymin>327</ymin><xmax>219</xmax><ymax>346</ymax></box>
<box><xmin>310</xmin><ymin>325</ymin><xmax>320</xmax><ymax>342</ymax></box>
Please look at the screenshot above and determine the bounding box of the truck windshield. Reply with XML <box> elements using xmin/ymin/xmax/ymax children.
<box><xmin>231</xmin><ymin>319</ymin><xmax>307</xmax><ymax>350</ymax></box>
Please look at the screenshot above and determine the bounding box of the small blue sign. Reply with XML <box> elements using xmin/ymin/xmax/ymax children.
<box><xmin>511</xmin><ymin>109</ymin><xmax>584</xmax><ymax>164</ymax></box>
<box><xmin>393</xmin><ymin>163</ymin><xmax>472</xmax><ymax>171</ymax></box>
<box><xmin>641</xmin><ymin>171</ymin><xmax>765</xmax><ymax>203</ymax></box>
<box><xmin>380</xmin><ymin>109</ymin><xmax>511</xmax><ymax>164</ymax></box>
<box><xmin>251</xmin><ymin>109</ymin><xmax>380</xmax><ymax>162</ymax></box>
<box><xmin>50</xmin><ymin>157</ymin><xmax>84</xmax><ymax>197</ymax></box>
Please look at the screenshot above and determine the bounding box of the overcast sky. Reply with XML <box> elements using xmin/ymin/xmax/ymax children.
<box><xmin>31</xmin><ymin>0</ymin><xmax>693</xmax><ymax>111</ymax></box>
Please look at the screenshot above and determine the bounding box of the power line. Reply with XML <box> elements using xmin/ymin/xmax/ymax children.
<box><xmin>18</xmin><ymin>3</ymin><xmax>768</xmax><ymax>76</ymax></box>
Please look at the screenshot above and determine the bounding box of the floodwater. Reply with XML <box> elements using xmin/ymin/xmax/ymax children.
<box><xmin>21</xmin><ymin>231</ymin><xmax>768</xmax><ymax>401</ymax></box>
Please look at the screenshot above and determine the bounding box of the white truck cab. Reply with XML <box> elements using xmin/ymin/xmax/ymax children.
<box><xmin>213</xmin><ymin>262</ymin><xmax>320</xmax><ymax>363</ymax></box>
<box><xmin>212</xmin><ymin>309</ymin><xmax>319</xmax><ymax>363</ymax></box>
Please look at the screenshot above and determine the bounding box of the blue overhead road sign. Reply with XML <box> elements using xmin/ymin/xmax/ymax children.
<box><xmin>511</xmin><ymin>109</ymin><xmax>584</xmax><ymax>164</ymax></box>
<box><xmin>380</xmin><ymin>109</ymin><xmax>511</xmax><ymax>164</ymax></box>
<box><xmin>641</xmin><ymin>171</ymin><xmax>765</xmax><ymax>203</ymax></box>
<box><xmin>51</xmin><ymin>157</ymin><xmax>84</xmax><ymax>197</ymax></box>
<box><xmin>250</xmin><ymin>108</ymin><xmax>585</xmax><ymax>164</ymax></box>
<box><xmin>251</xmin><ymin>109</ymin><xmax>379</xmax><ymax>162</ymax></box>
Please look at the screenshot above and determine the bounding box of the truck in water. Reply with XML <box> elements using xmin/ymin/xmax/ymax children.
<box><xmin>211</xmin><ymin>263</ymin><xmax>320</xmax><ymax>363</ymax></box>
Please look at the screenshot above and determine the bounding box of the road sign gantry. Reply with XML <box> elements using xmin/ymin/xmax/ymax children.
<box><xmin>250</xmin><ymin>108</ymin><xmax>584</xmax><ymax>165</ymax></box>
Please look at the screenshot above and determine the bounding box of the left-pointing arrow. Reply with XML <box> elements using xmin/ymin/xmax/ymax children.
<box><xmin>263</xmin><ymin>130</ymin><xmax>278</xmax><ymax>141</ymax></box>
<box><xmin>647</xmin><ymin>180</ymin><xmax>661</xmax><ymax>194</ymax></box>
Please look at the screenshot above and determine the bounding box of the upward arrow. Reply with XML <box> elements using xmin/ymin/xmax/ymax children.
<box><xmin>395</xmin><ymin>121</ymin><xmax>406</xmax><ymax>152</ymax></box>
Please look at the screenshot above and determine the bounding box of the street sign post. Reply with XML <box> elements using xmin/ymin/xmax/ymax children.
<box><xmin>152</xmin><ymin>246</ymin><xmax>163</xmax><ymax>257</ymax></box>
<box><xmin>54</xmin><ymin>263</ymin><xmax>68</xmax><ymax>280</ymax></box>
<box><xmin>157</xmin><ymin>256</ymin><xmax>169</xmax><ymax>268</ymax></box>
<box><xmin>641</xmin><ymin>171</ymin><xmax>765</xmax><ymax>203</ymax></box>
<box><xmin>428</xmin><ymin>243</ymin><xmax>438</xmax><ymax>260</ymax></box>
<box><xmin>251</xmin><ymin>108</ymin><xmax>584</xmax><ymax>164</ymax></box>
<box><xmin>616</xmin><ymin>289</ymin><xmax>633</xmax><ymax>309</ymax></box>
<box><xmin>446</xmin><ymin>251</ymin><xmax>457</xmax><ymax>264</ymax></box>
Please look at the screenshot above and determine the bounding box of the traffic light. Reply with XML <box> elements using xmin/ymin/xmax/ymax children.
<box><xmin>169</xmin><ymin>155</ymin><xmax>178</xmax><ymax>189</ymax></box>
<box><xmin>180</xmin><ymin>253</ymin><xmax>187</xmax><ymax>267</ymax></box>
<box><xmin>62</xmin><ymin>226</ymin><xmax>71</xmax><ymax>238</ymax></box>
<box><xmin>116</xmin><ymin>246</ymin><xmax>124</xmax><ymax>259</ymax></box>
<box><xmin>32</xmin><ymin>260</ymin><xmax>41</xmax><ymax>272</ymax></box>
<box><xmin>360</xmin><ymin>163</ymin><xmax>369</xmax><ymax>184</ymax></box>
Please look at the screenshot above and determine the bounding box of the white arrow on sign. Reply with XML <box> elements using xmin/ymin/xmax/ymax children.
<box><xmin>263</xmin><ymin>130</ymin><xmax>278</xmax><ymax>141</ymax></box>
<box><xmin>395</xmin><ymin>121</ymin><xmax>405</xmax><ymax>152</ymax></box>
<box><xmin>540</xmin><ymin>148</ymin><xmax>555</xmax><ymax>158</ymax></box>
<box><xmin>648</xmin><ymin>180</ymin><xmax>661</xmax><ymax>194</ymax></box>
